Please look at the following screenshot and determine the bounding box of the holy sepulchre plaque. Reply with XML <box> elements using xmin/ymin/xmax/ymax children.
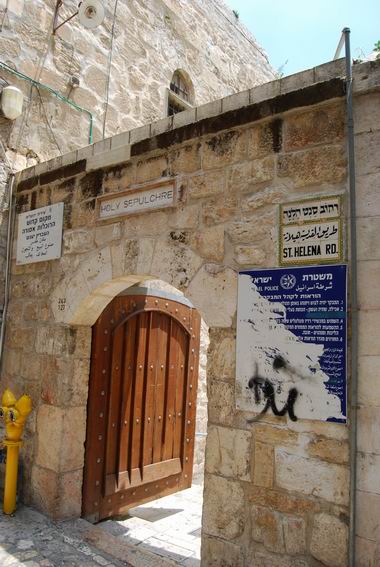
<box><xmin>236</xmin><ymin>265</ymin><xmax>347</xmax><ymax>423</ymax></box>
<box><xmin>279</xmin><ymin>195</ymin><xmax>343</xmax><ymax>266</ymax></box>
<box><xmin>97</xmin><ymin>179</ymin><xmax>176</xmax><ymax>221</ymax></box>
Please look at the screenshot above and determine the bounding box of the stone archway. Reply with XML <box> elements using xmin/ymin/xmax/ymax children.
<box><xmin>28</xmin><ymin>236</ymin><xmax>233</xmax><ymax>520</ymax></box>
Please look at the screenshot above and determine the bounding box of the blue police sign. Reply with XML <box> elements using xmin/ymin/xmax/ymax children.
<box><xmin>236</xmin><ymin>264</ymin><xmax>347</xmax><ymax>423</ymax></box>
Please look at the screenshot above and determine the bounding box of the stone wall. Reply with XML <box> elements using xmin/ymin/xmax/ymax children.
<box><xmin>0</xmin><ymin>0</ymin><xmax>274</xmax><ymax>317</ymax></box>
<box><xmin>352</xmin><ymin>79</ymin><xmax>380</xmax><ymax>567</ymax></box>
<box><xmin>4</xmin><ymin>59</ymin><xmax>380</xmax><ymax>565</ymax></box>
<box><xmin>0</xmin><ymin>0</ymin><xmax>274</xmax><ymax>161</ymax></box>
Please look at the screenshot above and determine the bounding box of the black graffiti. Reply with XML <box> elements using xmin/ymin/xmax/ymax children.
<box><xmin>246</xmin><ymin>356</ymin><xmax>299</xmax><ymax>422</ymax></box>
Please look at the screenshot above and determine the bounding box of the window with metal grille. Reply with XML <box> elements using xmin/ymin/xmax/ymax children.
<box><xmin>167</xmin><ymin>70</ymin><xmax>193</xmax><ymax>116</ymax></box>
<box><xmin>170</xmin><ymin>71</ymin><xmax>190</xmax><ymax>102</ymax></box>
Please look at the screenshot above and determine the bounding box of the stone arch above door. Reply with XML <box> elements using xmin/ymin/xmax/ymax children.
<box><xmin>52</xmin><ymin>238</ymin><xmax>237</xmax><ymax>329</ymax></box>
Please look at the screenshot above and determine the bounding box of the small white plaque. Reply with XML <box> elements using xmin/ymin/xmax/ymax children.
<box><xmin>279</xmin><ymin>196</ymin><xmax>343</xmax><ymax>266</ymax></box>
<box><xmin>16</xmin><ymin>203</ymin><xmax>64</xmax><ymax>265</ymax></box>
<box><xmin>97</xmin><ymin>181</ymin><xmax>176</xmax><ymax>221</ymax></box>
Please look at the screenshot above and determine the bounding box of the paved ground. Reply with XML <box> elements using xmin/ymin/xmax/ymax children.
<box><xmin>0</xmin><ymin>484</ymin><xmax>203</xmax><ymax>567</ymax></box>
<box><xmin>99</xmin><ymin>484</ymin><xmax>203</xmax><ymax>566</ymax></box>
<box><xmin>0</xmin><ymin>506</ymin><xmax>129</xmax><ymax>566</ymax></box>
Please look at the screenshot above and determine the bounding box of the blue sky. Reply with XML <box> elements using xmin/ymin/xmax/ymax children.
<box><xmin>225</xmin><ymin>0</ymin><xmax>380</xmax><ymax>75</ymax></box>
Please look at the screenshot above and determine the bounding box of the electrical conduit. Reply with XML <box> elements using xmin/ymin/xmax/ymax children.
<box><xmin>0</xmin><ymin>60</ymin><xmax>93</xmax><ymax>144</ymax></box>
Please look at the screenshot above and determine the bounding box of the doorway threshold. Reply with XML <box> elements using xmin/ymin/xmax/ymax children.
<box><xmin>98</xmin><ymin>483</ymin><xmax>203</xmax><ymax>566</ymax></box>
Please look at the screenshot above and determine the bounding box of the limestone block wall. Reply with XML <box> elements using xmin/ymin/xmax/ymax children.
<box><xmin>0</xmin><ymin>0</ymin><xmax>274</xmax><ymax>162</ymax></box>
<box><xmin>0</xmin><ymin>0</ymin><xmax>274</xmax><ymax>317</ymax></box>
<box><xmin>3</xmin><ymin>59</ymin><xmax>380</xmax><ymax>566</ymax></box>
<box><xmin>352</xmin><ymin>80</ymin><xmax>380</xmax><ymax>566</ymax></box>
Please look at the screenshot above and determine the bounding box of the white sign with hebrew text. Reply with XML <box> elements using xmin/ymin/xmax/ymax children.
<box><xmin>16</xmin><ymin>203</ymin><xmax>64</xmax><ymax>265</ymax></box>
<box><xmin>279</xmin><ymin>196</ymin><xmax>343</xmax><ymax>266</ymax></box>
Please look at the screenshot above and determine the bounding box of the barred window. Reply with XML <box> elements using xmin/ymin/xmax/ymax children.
<box><xmin>167</xmin><ymin>70</ymin><xmax>193</xmax><ymax>116</ymax></box>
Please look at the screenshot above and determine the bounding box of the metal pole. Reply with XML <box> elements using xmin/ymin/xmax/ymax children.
<box><xmin>344</xmin><ymin>27</ymin><xmax>359</xmax><ymax>567</ymax></box>
<box><xmin>0</xmin><ymin>173</ymin><xmax>15</xmax><ymax>370</ymax></box>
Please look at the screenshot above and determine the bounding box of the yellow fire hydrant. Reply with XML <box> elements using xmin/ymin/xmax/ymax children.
<box><xmin>0</xmin><ymin>388</ymin><xmax>32</xmax><ymax>514</ymax></box>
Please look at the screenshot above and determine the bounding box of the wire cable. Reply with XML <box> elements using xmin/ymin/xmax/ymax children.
<box><xmin>0</xmin><ymin>61</ymin><xmax>93</xmax><ymax>144</ymax></box>
<box><xmin>35</xmin><ymin>86</ymin><xmax>62</xmax><ymax>154</ymax></box>
<box><xmin>102</xmin><ymin>0</ymin><xmax>119</xmax><ymax>139</ymax></box>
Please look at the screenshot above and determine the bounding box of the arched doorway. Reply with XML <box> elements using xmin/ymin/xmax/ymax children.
<box><xmin>82</xmin><ymin>288</ymin><xmax>201</xmax><ymax>523</ymax></box>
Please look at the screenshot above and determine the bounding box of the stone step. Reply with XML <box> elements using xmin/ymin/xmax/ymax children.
<box><xmin>63</xmin><ymin>518</ymin><xmax>179</xmax><ymax>567</ymax></box>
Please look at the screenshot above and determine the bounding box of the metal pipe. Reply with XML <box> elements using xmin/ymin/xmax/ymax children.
<box><xmin>0</xmin><ymin>60</ymin><xmax>94</xmax><ymax>144</ymax></box>
<box><xmin>334</xmin><ymin>31</ymin><xmax>346</xmax><ymax>60</ymax></box>
<box><xmin>343</xmin><ymin>27</ymin><xmax>359</xmax><ymax>567</ymax></box>
<box><xmin>0</xmin><ymin>172</ymin><xmax>15</xmax><ymax>371</ymax></box>
<box><xmin>3</xmin><ymin>440</ymin><xmax>22</xmax><ymax>514</ymax></box>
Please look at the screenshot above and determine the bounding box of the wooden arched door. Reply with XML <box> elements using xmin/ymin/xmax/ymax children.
<box><xmin>82</xmin><ymin>292</ymin><xmax>201</xmax><ymax>522</ymax></box>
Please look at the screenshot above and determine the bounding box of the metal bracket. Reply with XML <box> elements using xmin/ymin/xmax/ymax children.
<box><xmin>53</xmin><ymin>0</ymin><xmax>79</xmax><ymax>35</ymax></box>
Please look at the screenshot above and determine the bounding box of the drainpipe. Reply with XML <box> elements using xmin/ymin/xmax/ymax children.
<box><xmin>0</xmin><ymin>60</ymin><xmax>94</xmax><ymax>144</ymax></box>
<box><xmin>0</xmin><ymin>172</ymin><xmax>16</xmax><ymax>370</ymax></box>
<box><xmin>342</xmin><ymin>28</ymin><xmax>359</xmax><ymax>567</ymax></box>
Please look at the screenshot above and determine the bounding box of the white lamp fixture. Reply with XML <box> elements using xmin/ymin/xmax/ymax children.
<box><xmin>1</xmin><ymin>85</ymin><xmax>24</xmax><ymax>120</ymax></box>
<box><xmin>53</xmin><ymin>0</ymin><xmax>105</xmax><ymax>34</ymax></box>
<box><xmin>78</xmin><ymin>0</ymin><xmax>105</xmax><ymax>29</ymax></box>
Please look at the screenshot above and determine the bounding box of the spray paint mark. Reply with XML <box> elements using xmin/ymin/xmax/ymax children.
<box><xmin>246</xmin><ymin>357</ymin><xmax>299</xmax><ymax>422</ymax></box>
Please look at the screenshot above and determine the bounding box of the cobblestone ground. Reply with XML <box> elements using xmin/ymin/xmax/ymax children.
<box><xmin>0</xmin><ymin>507</ymin><xmax>131</xmax><ymax>567</ymax></box>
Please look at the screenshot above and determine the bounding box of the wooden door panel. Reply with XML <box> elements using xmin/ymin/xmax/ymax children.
<box><xmin>153</xmin><ymin>313</ymin><xmax>169</xmax><ymax>464</ymax></box>
<box><xmin>82</xmin><ymin>294</ymin><xmax>201</xmax><ymax>522</ymax></box>
<box><xmin>117</xmin><ymin>316</ymin><xmax>136</xmax><ymax>485</ymax></box>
